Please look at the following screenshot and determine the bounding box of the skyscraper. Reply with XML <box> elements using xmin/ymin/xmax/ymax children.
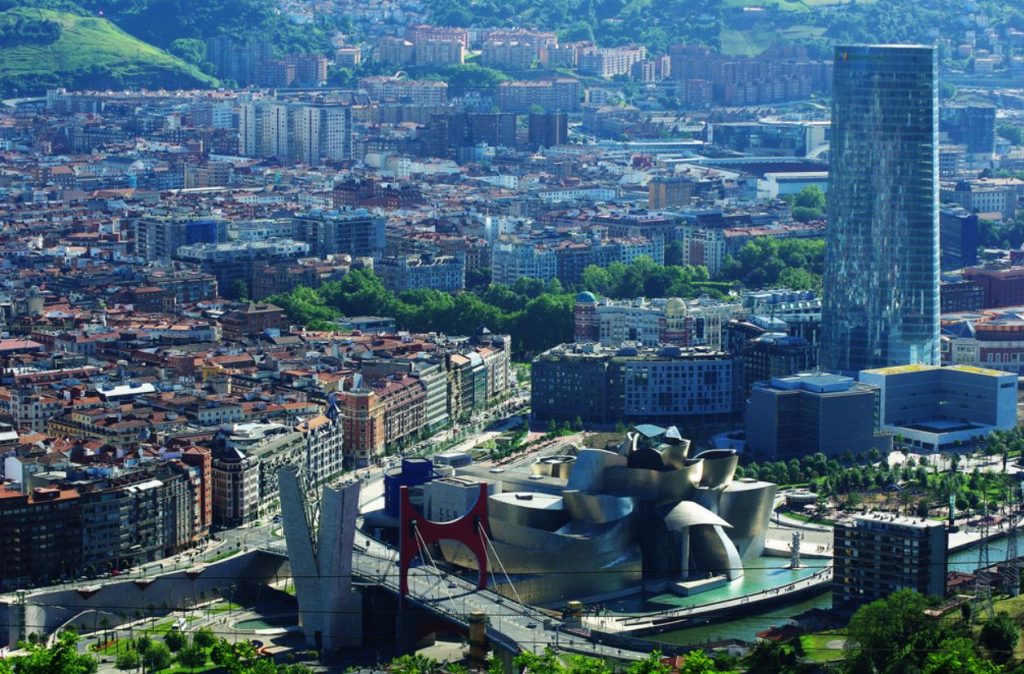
<box><xmin>821</xmin><ymin>45</ymin><xmax>940</xmax><ymax>372</ymax></box>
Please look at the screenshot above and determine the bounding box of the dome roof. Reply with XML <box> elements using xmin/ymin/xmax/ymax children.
<box><xmin>576</xmin><ymin>291</ymin><xmax>597</xmax><ymax>303</ymax></box>
<box><xmin>665</xmin><ymin>298</ymin><xmax>686</xmax><ymax>316</ymax></box>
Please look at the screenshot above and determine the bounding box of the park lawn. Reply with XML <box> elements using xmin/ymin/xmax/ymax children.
<box><xmin>800</xmin><ymin>630</ymin><xmax>846</xmax><ymax>663</ymax></box>
<box><xmin>90</xmin><ymin>639</ymin><xmax>122</xmax><ymax>656</ymax></box>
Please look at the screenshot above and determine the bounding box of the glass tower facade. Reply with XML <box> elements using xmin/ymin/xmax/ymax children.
<box><xmin>821</xmin><ymin>45</ymin><xmax>940</xmax><ymax>373</ymax></box>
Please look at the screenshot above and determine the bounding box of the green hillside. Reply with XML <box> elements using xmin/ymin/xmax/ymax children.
<box><xmin>427</xmin><ymin>0</ymin><xmax>1024</xmax><ymax>57</ymax></box>
<box><xmin>0</xmin><ymin>7</ymin><xmax>218</xmax><ymax>95</ymax></box>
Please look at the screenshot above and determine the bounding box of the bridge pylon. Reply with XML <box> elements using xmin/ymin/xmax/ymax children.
<box><xmin>398</xmin><ymin>483</ymin><xmax>490</xmax><ymax>596</ymax></box>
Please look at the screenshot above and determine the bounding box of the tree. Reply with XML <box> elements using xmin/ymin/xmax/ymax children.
<box><xmin>208</xmin><ymin>638</ymin><xmax>260</xmax><ymax>673</ymax></box>
<box><xmin>744</xmin><ymin>641</ymin><xmax>798</xmax><ymax>673</ymax></box>
<box><xmin>176</xmin><ymin>641</ymin><xmax>207</xmax><ymax>673</ymax></box>
<box><xmin>791</xmin><ymin>206</ymin><xmax>822</xmax><ymax>222</ymax></box>
<box><xmin>168</xmin><ymin>38</ymin><xmax>207</xmax><ymax>65</ymax></box>
<box><xmin>142</xmin><ymin>641</ymin><xmax>172</xmax><ymax>672</ymax></box>
<box><xmin>678</xmin><ymin>650</ymin><xmax>717</xmax><ymax>674</ymax></box>
<box><xmin>845</xmin><ymin>589</ymin><xmax>942</xmax><ymax>673</ymax></box>
<box><xmin>387</xmin><ymin>654</ymin><xmax>442</xmax><ymax>674</ymax></box>
<box><xmin>923</xmin><ymin>637</ymin><xmax>1002</xmax><ymax>674</ymax></box>
<box><xmin>513</xmin><ymin>648</ymin><xmax>565</xmax><ymax>674</ymax></box>
<box><xmin>8</xmin><ymin>631</ymin><xmax>97</xmax><ymax>674</ymax></box>
<box><xmin>563</xmin><ymin>654</ymin><xmax>611</xmax><ymax>674</ymax></box>
<box><xmin>209</xmin><ymin>639</ymin><xmax>232</xmax><ymax>667</ymax></box>
<box><xmin>626</xmin><ymin>651</ymin><xmax>671</xmax><ymax>674</ymax></box>
<box><xmin>164</xmin><ymin>629</ymin><xmax>186</xmax><ymax>652</ymax></box>
<box><xmin>980</xmin><ymin>612</ymin><xmax>1020</xmax><ymax>663</ymax></box>
<box><xmin>793</xmin><ymin>185</ymin><xmax>826</xmax><ymax>211</ymax></box>
<box><xmin>192</xmin><ymin>627</ymin><xmax>216</xmax><ymax>649</ymax></box>
<box><xmin>114</xmin><ymin>649</ymin><xmax>140</xmax><ymax>672</ymax></box>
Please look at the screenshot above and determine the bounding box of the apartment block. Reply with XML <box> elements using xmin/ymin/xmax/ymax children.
<box><xmin>834</xmin><ymin>514</ymin><xmax>947</xmax><ymax>608</ymax></box>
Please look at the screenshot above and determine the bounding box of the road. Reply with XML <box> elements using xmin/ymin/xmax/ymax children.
<box><xmin>334</xmin><ymin>537</ymin><xmax>645</xmax><ymax>661</ymax></box>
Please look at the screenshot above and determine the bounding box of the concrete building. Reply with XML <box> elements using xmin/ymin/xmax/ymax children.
<box><xmin>963</xmin><ymin>265</ymin><xmax>1024</xmax><ymax>308</ymax></box>
<box><xmin>133</xmin><ymin>215</ymin><xmax>226</xmax><ymax>262</ymax></box>
<box><xmin>292</xmin><ymin>105</ymin><xmax>353</xmax><ymax>166</ymax></box>
<box><xmin>175</xmin><ymin>239</ymin><xmax>310</xmax><ymax>299</ymax></box>
<box><xmin>295</xmin><ymin>410</ymin><xmax>345</xmax><ymax>488</ymax></box>
<box><xmin>0</xmin><ymin>486</ymin><xmax>82</xmax><ymax>588</ymax></box>
<box><xmin>574</xmin><ymin>293</ymin><xmax>738</xmax><ymax>350</ymax></box>
<box><xmin>490</xmin><ymin>240</ymin><xmax>558</xmax><ymax>285</ymax></box>
<box><xmin>940</xmin><ymin>279</ymin><xmax>984</xmax><ymax>314</ymax></box>
<box><xmin>526</xmin><ymin>112</ymin><xmax>568</xmax><ymax>151</ymax></box>
<box><xmin>240</xmin><ymin>102</ymin><xmax>351</xmax><ymax>164</ymax></box>
<box><xmin>293</xmin><ymin>209</ymin><xmax>386</xmax><ymax>260</ymax></box>
<box><xmin>579</xmin><ymin>45</ymin><xmax>647</xmax><ymax>78</ymax></box>
<box><xmin>943</xmin><ymin>180</ymin><xmax>1017</xmax><ymax>221</ymax></box>
<box><xmin>834</xmin><ymin>513</ymin><xmax>947</xmax><ymax>608</ymax></box>
<box><xmin>416</xmin><ymin>39</ymin><xmax>465</xmax><ymax>66</ymax></box>
<box><xmin>738</xmin><ymin>333</ymin><xmax>816</xmax><ymax>395</ymax></box>
<box><xmin>220</xmin><ymin>303</ymin><xmax>287</xmax><ymax>341</ymax></box>
<box><xmin>496</xmin><ymin>78</ymin><xmax>581</xmax><ymax>112</ymax></box>
<box><xmin>649</xmin><ymin>176</ymin><xmax>694</xmax><ymax>210</ymax></box>
<box><xmin>378</xmin><ymin>254</ymin><xmax>465</xmax><ymax>293</ymax></box>
<box><xmin>859</xmin><ymin>364</ymin><xmax>1017</xmax><ymax>452</ymax></box>
<box><xmin>361</xmin><ymin>76</ymin><xmax>448</xmax><ymax>106</ymax></box>
<box><xmin>340</xmin><ymin>374</ymin><xmax>427</xmax><ymax>468</ymax></box>
<box><xmin>745</xmin><ymin>373</ymin><xmax>889</xmax><ymax>460</ymax></box>
<box><xmin>940</xmin><ymin>206</ymin><xmax>979</xmax><ymax>271</ymax></box>
<box><xmin>211</xmin><ymin>445</ymin><xmax>260</xmax><ymax>527</ymax></box>
<box><xmin>554</xmin><ymin>236</ymin><xmax>663</xmax><ymax>286</ymax></box>
<box><xmin>531</xmin><ymin>343</ymin><xmax>734</xmax><ymax>425</ymax></box>
<box><xmin>677</xmin><ymin>225</ymin><xmax>726</xmax><ymax>277</ymax></box>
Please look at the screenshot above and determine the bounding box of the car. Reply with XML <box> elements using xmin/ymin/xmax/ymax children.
<box><xmin>526</xmin><ymin>622</ymin><xmax>537</xmax><ymax>629</ymax></box>
<box><xmin>110</xmin><ymin>569</ymin><xmax>121</xmax><ymax>576</ymax></box>
<box><xmin>447</xmin><ymin>582</ymin><xmax>457</xmax><ymax>589</ymax></box>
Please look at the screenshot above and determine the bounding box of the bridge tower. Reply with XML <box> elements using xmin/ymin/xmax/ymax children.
<box><xmin>398</xmin><ymin>483</ymin><xmax>490</xmax><ymax>596</ymax></box>
<box><xmin>278</xmin><ymin>466</ymin><xmax>363</xmax><ymax>652</ymax></box>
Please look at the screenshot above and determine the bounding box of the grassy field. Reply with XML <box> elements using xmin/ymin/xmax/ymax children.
<box><xmin>721</xmin><ymin>24</ymin><xmax>827</xmax><ymax>56</ymax></box>
<box><xmin>0</xmin><ymin>7</ymin><xmax>217</xmax><ymax>94</ymax></box>
<box><xmin>800</xmin><ymin>630</ymin><xmax>847</xmax><ymax>663</ymax></box>
<box><xmin>723</xmin><ymin>0</ymin><xmax>871</xmax><ymax>8</ymax></box>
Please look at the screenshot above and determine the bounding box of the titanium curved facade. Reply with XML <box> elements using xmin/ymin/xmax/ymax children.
<box><xmin>430</xmin><ymin>427</ymin><xmax>778</xmax><ymax>604</ymax></box>
<box><xmin>821</xmin><ymin>45</ymin><xmax>940</xmax><ymax>372</ymax></box>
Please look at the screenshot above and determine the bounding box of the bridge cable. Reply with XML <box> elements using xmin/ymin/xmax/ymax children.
<box><xmin>479</xmin><ymin>527</ymin><xmax>526</xmax><ymax>610</ymax></box>
<box><xmin>412</xmin><ymin>526</ymin><xmax>460</xmax><ymax>617</ymax></box>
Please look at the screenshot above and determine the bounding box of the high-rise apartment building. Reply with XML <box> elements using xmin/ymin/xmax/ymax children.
<box><xmin>821</xmin><ymin>45</ymin><xmax>940</xmax><ymax>372</ymax></box>
<box><xmin>133</xmin><ymin>214</ymin><xmax>226</xmax><ymax>261</ymax></box>
<box><xmin>239</xmin><ymin>102</ymin><xmax>351</xmax><ymax>165</ymax></box>
<box><xmin>833</xmin><ymin>513</ymin><xmax>947</xmax><ymax>608</ymax></box>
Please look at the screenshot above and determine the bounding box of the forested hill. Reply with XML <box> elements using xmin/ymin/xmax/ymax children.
<box><xmin>66</xmin><ymin>0</ymin><xmax>334</xmax><ymax>56</ymax></box>
<box><xmin>426</xmin><ymin>0</ymin><xmax>1024</xmax><ymax>57</ymax></box>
